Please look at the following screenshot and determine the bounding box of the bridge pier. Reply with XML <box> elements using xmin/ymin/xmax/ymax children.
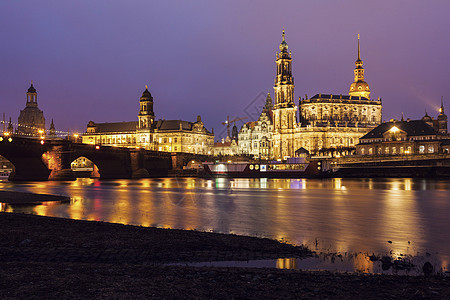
<box><xmin>130</xmin><ymin>150</ymin><xmax>150</xmax><ymax>178</ymax></box>
<box><xmin>44</xmin><ymin>144</ymin><xmax>76</xmax><ymax>181</ymax></box>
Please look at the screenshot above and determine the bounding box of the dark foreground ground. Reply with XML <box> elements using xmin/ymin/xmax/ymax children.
<box><xmin>1</xmin><ymin>213</ymin><xmax>450</xmax><ymax>299</ymax></box>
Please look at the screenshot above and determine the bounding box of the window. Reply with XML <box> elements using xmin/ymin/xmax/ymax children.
<box><xmin>419</xmin><ymin>145</ymin><xmax>425</xmax><ymax>153</ymax></box>
<box><xmin>392</xmin><ymin>147</ymin><xmax>396</xmax><ymax>154</ymax></box>
<box><xmin>164</xmin><ymin>138</ymin><xmax>167</xmax><ymax>143</ymax></box>
<box><xmin>158</xmin><ymin>138</ymin><xmax>162</xmax><ymax>143</ymax></box>
<box><xmin>174</xmin><ymin>138</ymin><xmax>177</xmax><ymax>143</ymax></box>
<box><xmin>385</xmin><ymin>147</ymin><xmax>389</xmax><ymax>154</ymax></box>
<box><xmin>158</xmin><ymin>147</ymin><xmax>162</xmax><ymax>151</ymax></box>
<box><xmin>169</xmin><ymin>138</ymin><xmax>172</xmax><ymax>143</ymax></box>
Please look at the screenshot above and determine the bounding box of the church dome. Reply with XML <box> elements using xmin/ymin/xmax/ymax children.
<box><xmin>422</xmin><ymin>112</ymin><xmax>432</xmax><ymax>122</ymax></box>
<box><xmin>27</xmin><ymin>84</ymin><xmax>36</xmax><ymax>93</ymax></box>
<box><xmin>349</xmin><ymin>81</ymin><xmax>370</xmax><ymax>96</ymax></box>
<box><xmin>140</xmin><ymin>86</ymin><xmax>153</xmax><ymax>100</ymax></box>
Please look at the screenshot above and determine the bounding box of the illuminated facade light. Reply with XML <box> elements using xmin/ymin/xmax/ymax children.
<box><xmin>390</xmin><ymin>126</ymin><xmax>400</xmax><ymax>133</ymax></box>
<box><xmin>40</xmin><ymin>140</ymin><xmax>44</xmax><ymax>145</ymax></box>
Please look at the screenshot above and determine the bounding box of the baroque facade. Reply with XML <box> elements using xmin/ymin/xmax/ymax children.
<box><xmin>82</xmin><ymin>87</ymin><xmax>214</xmax><ymax>155</ymax></box>
<box><xmin>238</xmin><ymin>93</ymin><xmax>274</xmax><ymax>159</ymax></box>
<box><xmin>239</xmin><ymin>31</ymin><xmax>382</xmax><ymax>159</ymax></box>
<box><xmin>356</xmin><ymin>106</ymin><xmax>449</xmax><ymax>156</ymax></box>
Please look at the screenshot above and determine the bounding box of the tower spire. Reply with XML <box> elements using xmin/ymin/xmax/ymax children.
<box><xmin>349</xmin><ymin>34</ymin><xmax>370</xmax><ymax>98</ymax></box>
<box><xmin>279</xmin><ymin>28</ymin><xmax>288</xmax><ymax>53</ymax></box>
<box><xmin>357</xmin><ymin>33</ymin><xmax>361</xmax><ymax>61</ymax></box>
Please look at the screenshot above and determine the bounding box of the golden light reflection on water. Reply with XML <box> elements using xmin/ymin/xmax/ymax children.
<box><xmin>277</xmin><ymin>258</ymin><xmax>297</xmax><ymax>269</ymax></box>
<box><xmin>380</xmin><ymin>188</ymin><xmax>423</xmax><ymax>257</ymax></box>
<box><xmin>2</xmin><ymin>177</ymin><xmax>450</xmax><ymax>270</ymax></box>
<box><xmin>69</xmin><ymin>197</ymin><xmax>83</xmax><ymax>220</ymax></box>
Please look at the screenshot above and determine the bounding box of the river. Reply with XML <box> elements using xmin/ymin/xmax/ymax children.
<box><xmin>1</xmin><ymin>177</ymin><xmax>449</xmax><ymax>272</ymax></box>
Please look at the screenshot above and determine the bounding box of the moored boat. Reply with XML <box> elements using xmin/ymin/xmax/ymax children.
<box><xmin>202</xmin><ymin>158</ymin><xmax>330</xmax><ymax>178</ymax></box>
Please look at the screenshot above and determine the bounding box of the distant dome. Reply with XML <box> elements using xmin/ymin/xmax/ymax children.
<box><xmin>27</xmin><ymin>84</ymin><xmax>36</xmax><ymax>93</ymax></box>
<box><xmin>140</xmin><ymin>86</ymin><xmax>153</xmax><ymax>101</ymax></box>
<box><xmin>422</xmin><ymin>113</ymin><xmax>432</xmax><ymax>122</ymax></box>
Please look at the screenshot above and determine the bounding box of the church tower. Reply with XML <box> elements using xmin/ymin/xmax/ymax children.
<box><xmin>437</xmin><ymin>98</ymin><xmax>448</xmax><ymax>134</ymax></box>
<box><xmin>272</xmin><ymin>30</ymin><xmax>298</xmax><ymax>159</ymax></box>
<box><xmin>349</xmin><ymin>34</ymin><xmax>371</xmax><ymax>99</ymax></box>
<box><xmin>272</xmin><ymin>30</ymin><xmax>297</xmax><ymax>130</ymax></box>
<box><xmin>138</xmin><ymin>85</ymin><xmax>155</xmax><ymax>129</ymax></box>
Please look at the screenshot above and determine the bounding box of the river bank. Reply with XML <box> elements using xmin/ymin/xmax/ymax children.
<box><xmin>0</xmin><ymin>212</ymin><xmax>449</xmax><ymax>299</ymax></box>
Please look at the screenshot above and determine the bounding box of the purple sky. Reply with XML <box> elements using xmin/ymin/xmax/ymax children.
<box><xmin>1</xmin><ymin>0</ymin><xmax>449</xmax><ymax>139</ymax></box>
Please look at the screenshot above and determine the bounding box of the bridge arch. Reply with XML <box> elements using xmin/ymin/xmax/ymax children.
<box><xmin>71</xmin><ymin>156</ymin><xmax>100</xmax><ymax>178</ymax></box>
<box><xmin>0</xmin><ymin>138</ymin><xmax>50</xmax><ymax>181</ymax></box>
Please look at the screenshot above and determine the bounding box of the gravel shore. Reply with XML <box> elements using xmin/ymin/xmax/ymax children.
<box><xmin>1</xmin><ymin>212</ymin><xmax>449</xmax><ymax>299</ymax></box>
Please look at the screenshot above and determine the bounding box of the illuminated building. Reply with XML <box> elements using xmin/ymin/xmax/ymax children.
<box><xmin>240</xmin><ymin>31</ymin><xmax>383</xmax><ymax>159</ymax></box>
<box><xmin>238</xmin><ymin>93</ymin><xmax>273</xmax><ymax>158</ymax></box>
<box><xmin>17</xmin><ymin>83</ymin><xmax>46</xmax><ymax>136</ymax></box>
<box><xmin>271</xmin><ymin>30</ymin><xmax>297</xmax><ymax>159</ymax></box>
<box><xmin>214</xmin><ymin>136</ymin><xmax>239</xmax><ymax>156</ymax></box>
<box><xmin>295</xmin><ymin>34</ymin><xmax>382</xmax><ymax>157</ymax></box>
<box><xmin>356</xmin><ymin>109</ymin><xmax>449</xmax><ymax>156</ymax></box>
<box><xmin>82</xmin><ymin>87</ymin><xmax>214</xmax><ymax>154</ymax></box>
<box><xmin>422</xmin><ymin>99</ymin><xmax>448</xmax><ymax>135</ymax></box>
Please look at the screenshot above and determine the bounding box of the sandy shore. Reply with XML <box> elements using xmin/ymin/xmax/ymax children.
<box><xmin>0</xmin><ymin>212</ymin><xmax>450</xmax><ymax>298</ymax></box>
<box><xmin>0</xmin><ymin>190</ymin><xmax>70</xmax><ymax>204</ymax></box>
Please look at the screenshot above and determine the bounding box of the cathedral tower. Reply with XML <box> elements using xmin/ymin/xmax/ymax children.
<box><xmin>349</xmin><ymin>34</ymin><xmax>371</xmax><ymax>99</ymax></box>
<box><xmin>272</xmin><ymin>30</ymin><xmax>298</xmax><ymax>159</ymax></box>
<box><xmin>272</xmin><ymin>30</ymin><xmax>297</xmax><ymax>130</ymax></box>
<box><xmin>138</xmin><ymin>85</ymin><xmax>155</xmax><ymax>129</ymax></box>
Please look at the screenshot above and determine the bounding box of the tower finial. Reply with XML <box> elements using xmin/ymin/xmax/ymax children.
<box><xmin>145</xmin><ymin>85</ymin><xmax>148</xmax><ymax>90</ymax></box>
<box><xmin>357</xmin><ymin>34</ymin><xmax>361</xmax><ymax>60</ymax></box>
<box><xmin>282</xmin><ymin>28</ymin><xmax>285</xmax><ymax>42</ymax></box>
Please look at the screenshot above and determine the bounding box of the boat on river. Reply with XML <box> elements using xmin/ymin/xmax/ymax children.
<box><xmin>202</xmin><ymin>158</ymin><xmax>331</xmax><ymax>178</ymax></box>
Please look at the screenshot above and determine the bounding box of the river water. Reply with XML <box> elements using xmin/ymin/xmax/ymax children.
<box><xmin>1</xmin><ymin>177</ymin><xmax>449</xmax><ymax>273</ymax></box>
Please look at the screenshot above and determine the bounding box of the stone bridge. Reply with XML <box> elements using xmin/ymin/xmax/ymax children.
<box><xmin>0</xmin><ymin>136</ymin><xmax>209</xmax><ymax>181</ymax></box>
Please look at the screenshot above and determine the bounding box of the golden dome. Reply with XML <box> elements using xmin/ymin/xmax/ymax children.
<box><xmin>349</xmin><ymin>81</ymin><xmax>370</xmax><ymax>98</ymax></box>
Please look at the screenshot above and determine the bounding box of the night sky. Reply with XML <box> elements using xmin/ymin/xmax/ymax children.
<box><xmin>1</xmin><ymin>0</ymin><xmax>449</xmax><ymax>139</ymax></box>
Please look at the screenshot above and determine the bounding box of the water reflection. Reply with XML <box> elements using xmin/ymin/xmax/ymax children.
<box><xmin>1</xmin><ymin>177</ymin><xmax>450</xmax><ymax>271</ymax></box>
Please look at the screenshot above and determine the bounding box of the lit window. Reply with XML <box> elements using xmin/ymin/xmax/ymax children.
<box><xmin>158</xmin><ymin>147</ymin><xmax>162</xmax><ymax>151</ymax></box>
<box><xmin>419</xmin><ymin>145</ymin><xmax>425</xmax><ymax>153</ymax></box>
<box><xmin>159</xmin><ymin>138</ymin><xmax>162</xmax><ymax>143</ymax></box>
